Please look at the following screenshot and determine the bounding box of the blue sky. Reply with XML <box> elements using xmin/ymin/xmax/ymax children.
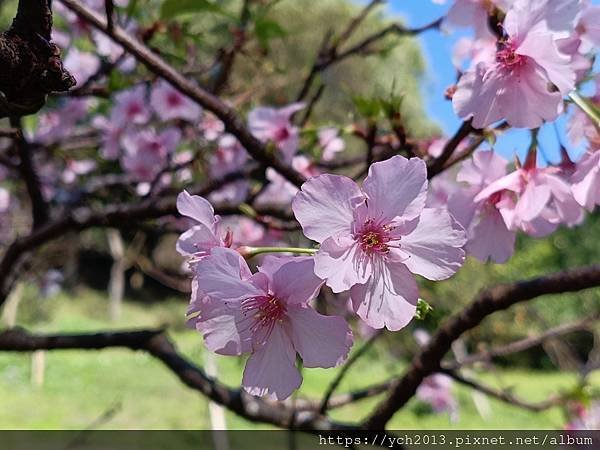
<box><xmin>375</xmin><ymin>0</ymin><xmax>599</xmax><ymax>164</ymax></box>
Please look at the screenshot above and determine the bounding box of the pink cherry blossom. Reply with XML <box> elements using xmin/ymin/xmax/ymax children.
<box><xmin>475</xmin><ymin>155</ymin><xmax>584</xmax><ymax>237</ymax></box>
<box><xmin>293</xmin><ymin>156</ymin><xmax>466</xmax><ymax>331</ymax></box>
<box><xmin>34</xmin><ymin>99</ymin><xmax>92</xmax><ymax>145</ymax></box>
<box><xmin>63</xmin><ymin>48</ymin><xmax>101</xmax><ymax>87</ymax></box>
<box><xmin>92</xmin><ymin>115</ymin><xmax>125</xmax><ymax>161</ymax></box>
<box><xmin>565</xmin><ymin>401</ymin><xmax>600</xmax><ymax>430</ymax></box>
<box><xmin>199</xmin><ymin>114</ymin><xmax>225</xmax><ymax>141</ymax></box>
<box><xmin>255</xmin><ymin>156</ymin><xmax>320</xmax><ymax>208</ymax></box>
<box><xmin>208</xmin><ymin>135</ymin><xmax>250</xmax><ymax>206</ymax></box>
<box><xmin>61</xmin><ymin>159</ymin><xmax>97</xmax><ymax>184</ymax></box>
<box><xmin>111</xmin><ymin>86</ymin><xmax>152</xmax><ymax>125</ymax></box>
<box><xmin>190</xmin><ymin>248</ymin><xmax>352</xmax><ymax>400</ymax></box>
<box><xmin>176</xmin><ymin>190</ymin><xmax>232</xmax><ymax>261</ymax></box>
<box><xmin>318</xmin><ymin>127</ymin><xmax>345</xmax><ymax>161</ymax></box>
<box><xmin>453</xmin><ymin>0</ymin><xmax>580</xmax><ymax>129</ymax></box>
<box><xmin>448</xmin><ymin>151</ymin><xmax>516</xmax><ymax>263</ymax></box>
<box><xmin>248</xmin><ymin>103</ymin><xmax>305</xmax><ymax>163</ymax></box>
<box><xmin>121</xmin><ymin>127</ymin><xmax>181</xmax><ymax>182</ymax></box>
<box><xmin>150</xmin><ymin>80</ymin><xmax>202</xmax><ymax>122</ymax></box>
<box><xmin>570</xmin><ymin>150</ymin><xmax>600</xmax><ymax>211</ymax></box>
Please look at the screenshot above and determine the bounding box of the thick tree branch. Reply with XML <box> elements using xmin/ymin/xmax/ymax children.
<box><xmin>364</xmin><ymin>265</ymin><xmax>600</xmax><ymax>429</ymax></box>
<box><xmin>0</xmin><ymin>327</ymin><xmax>352</xmax><ymax>431</ymax></box>
<box><xmin>57</xmin><ymin>0</ymin><xmax>306</xmax><ymax>188</ymax></box>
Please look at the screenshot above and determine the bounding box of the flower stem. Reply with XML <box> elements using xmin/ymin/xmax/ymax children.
<box><xmin>239</xmin><ymin>246</ymin><xmax>318</xmax><ymax>258</ymax></box>
<box><xmin>569</xmin><ymin>92</ymin><xmax>600</xmax><ymax>127</ymax></box>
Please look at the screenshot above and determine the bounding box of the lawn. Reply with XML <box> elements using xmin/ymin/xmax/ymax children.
<box><xmin>0</xmin><ymin>288</ymin><xmax>597</xmax><ymax>430</ymax></box>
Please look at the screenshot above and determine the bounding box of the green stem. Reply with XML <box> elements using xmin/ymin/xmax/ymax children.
<box><xmin>241</xmin><ymin>246</ymin><xmax>318</xmax><ymax>258</ymax></box>
<box><xmin>569</xmin><ymin>92</ymin><xmax>600</xmax><ymax>127</ymax></box>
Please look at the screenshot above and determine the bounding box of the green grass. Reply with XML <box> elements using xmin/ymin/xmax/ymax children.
<box><xmin>0</xmin><ymin>288</ymin><xmax>597</xmax><ymax>430</ymax></box>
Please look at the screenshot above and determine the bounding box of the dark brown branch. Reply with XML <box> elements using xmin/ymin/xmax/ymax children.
<box><xmin>364</xmin><ymin>265</ymin><xmax>600</xmax><ymax>429</ymax></box>
<box><xmin>0</xmin><ymin>0</ymin><xmax>74</xmax><ymax>118</ymax></box>
<box><xmin>427</xmin><ymin>120</ymin><xmax>473</xmax><ymax>178</ymax></box>
<box><xmin>57</xmin><ymin>0</ymin><xmax>305</xmax><ymax>188</ymax></box>
<box><xmin>10</xmin><ymin>117</ymin><xmax>49</xmax><ymax>228</ymax></box>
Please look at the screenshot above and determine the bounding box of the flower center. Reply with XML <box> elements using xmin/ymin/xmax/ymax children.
<box><xmin>274</xmin><ymin>126</ymin><xmax>290</xmax><ymax>142</ymax></box>
<box><xmin>356</xmin><ymin>219</ymin><xmax>396</xmax><ymax>255</ymax></box>
<box><xmin>167</xmin><ymin>92</ymin><xmax>183</xmax><ymax>108</ymax></box>
<box><xmin>496</xmin><ymin>40</ymin><xmax>526</xmax><ymax>70</ymax></box>
<box><xmin>241</xmin><ymin>294</ymin><xmax>287</xmax><ymax>340</ymax></box>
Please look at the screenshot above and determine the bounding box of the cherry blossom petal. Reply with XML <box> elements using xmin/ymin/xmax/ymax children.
<box><xmin>362</xmin><ymin>156</ymin><xmax>427</xmax><ymax>222</ymax></box>
<box><xmin>260</xmin><ymin>257</ymin><xmax>324</xmax><ymax>305</ymax></box>
<box><xmin>467</xmin><ymin>208</ymin><xmax>517</xmax><ymax>263</ymax></box>
<box><xmin>176</xmin><ymin>223</ymin><xmax>220</xmax><ymax>257</ymax></box>
<box><xmin>195</xmin><ymin>248</ymin><xmax>262</xmax><ymax>301</ymax></box>
<box><xmin>176</xmin><ymin>190</ymin><xmax>216</xmax><ymax>227</ymax></box>
<box><xmin>350</xmin><ymin>260</ymin><xmax>418</xmax><ymax>331</ymax></box>
<box><xmin>314</xmin><ymin>236</ymin><xmax>371</xmax><ymax>293</ymax></box>
<box><xmin>287</xmin><ymin>305</ymin><xmax>352</xmax><ymax>368</ymax></box>
<box><xmin>242</xmin><ymin>325</ymin><xmax>301</xmax><ymax>400</ymax></box>
<box><xmin>292</xmin><ymin>174</ymin><xmax>363</xmax><ymax>243</ymax></box>
<box><xmin>398</xmin><ymin>208</ymin><xmax>466</xmax><ymax>281</ymax></box>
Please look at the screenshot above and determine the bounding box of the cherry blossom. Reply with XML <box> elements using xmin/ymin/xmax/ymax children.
<box><xmin>448</xmin><ymin>151</ymin><xmax>516</xmax><ymax>263</ymax></box>
<box><xmin>111</xmin><ymin>86</ymin><xmax>152</xmax><ymax>125</ymax></box>
<box><xmin>190</xmin><ymin>248</ymin><xmax>352</xmax><ymax>399</ymax></box>
<box><xmin>293</xmin><ymin>156</ymin><xmax>466</xmax><ymax>330</ymax></box>
<box><xmin>453</xmin><ymin>0</ymin><xmax>581</xmax><ymax>128</ymax></box>
<box><xmin>34</xmin><ymin>99</ymin><xmax>92</xmax><ymax>145</ymax></box>
<box><xmin>63</xmin><ymin>48</ymin><xmax>101</xmax><ymax>87</ymax></box>
<box><xmin>444</xmin><ymin>0</ymin><xmax>514</xmax><ymax>39</ymax></box>
<box><xmin>475</xmin><ymin>153</ymin><xmax>584</xmax><ymax>237</ymax></box>
<box><xmin>207</xmin><ymin>135</ymin><xmax>250</xmax><ymax>206</ymax></box>
<box><xmin>92</xmin><ymin>115</ymin><xmax>125</xmax><ymax>161</ymax></box>
<box><xmin>150</xmin><ymin>80</ymin><xmax>202</xmax><ymax>122</ymax></box>
<box><xmin>199</xmin><ymin>114</ymin><xmax>225</xmax><ymax>141</ymax></box>
<box><xmin>570</xmin><ymin>150</ymin><xmax>600</xmax><ymax>211</ymax></box>
<box><xmin>121</xmin><ymin>127</ymin><xmax>181</xmax><ymax>182</ymax></box>
<box><xmin>176</xmin><ymin>190</ymin><xmax>232</xmax><ymax>261</ymax></box>
<box><xmin>318</xmin><ymin>127</ymin><xmax>345</xmax><ymax>161</ymax></box>
<box><xmin>248</xmin><ymin>103</ymin><xmax>304</xmax><ymax>163</ymax></box>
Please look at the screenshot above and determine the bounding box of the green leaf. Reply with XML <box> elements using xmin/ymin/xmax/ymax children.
<box><xmin>254</xmin><ymin>18</ymin><xmax>287</xmax><ymax>48</ymax></box>
<box><xmin>160</xmin><ymin>0</ymin><xmax>231</xmax><ymax>20</ymax></box>
<box><xmin>415</xmin><ymin>299</ymin><xmax>433</xmax><ymax>321</ymax></box>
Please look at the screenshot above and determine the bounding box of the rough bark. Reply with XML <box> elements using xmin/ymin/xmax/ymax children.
<box><xmin>0</xmin><ymin>0</ymin><xmax>74</xmax><ymax>118</ymax></box>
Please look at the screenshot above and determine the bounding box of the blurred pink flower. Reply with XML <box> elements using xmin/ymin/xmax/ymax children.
<box><xmin>111</xmin><ymin>85</ymin><xmax>152</xmax><ymax>125</ymax></box>
<box><xmin>61</xmin><ymin>159</ymin><xmax>97</xmax><ymax>184</ymax></box>
<box><xmin>64</xmin><ymin>48</ymin><xmax>101</xmax><ymax>87</ymax></box>
<box><xmin>199</xmin><ymin>114</ymin><xmax>225</xmax><ymax>141</ymax></box>
<box><xmin>34</xmin><ymin>99</ymin><xmax>92</xmax><ymax>145</ymax></box>
<box><xmin>190</xmin><ymin>248</ymin><xmax>352</xmax><ymax>400</ymax></box>
<box><xmin>121</xmin><ymin>127</ymin><xmax>181</xmax><ymax>182</ymax></box>
<box><xmin>293</xmin><ymin>156</ymin><xmax>466</xmax><ymax>331</ymax></box>
<box><xmin>248</xmin><ymin>103</ymin><xmax>304</xmax><ymax>163</ymax></box>
<box><xmin>318</xmin><ymin>127</ymin><xmax>345</xmax><ymax>161</ymax></box>
<box><xmin>453</xmin><ymin>0</ymin><xmax>580</xmax><ymax>128</ymax></box>
<box><xmin>208</xmin><ymin>135</ymin><xmax>250</xmax><ymax>206</ymax></box>
<box><xmin>150</xmin><ymin>80</ymin><xmax>202</xmax><ymax>122</ymax></box>
<box><xmin>92</xmin><ymin>115</ymin><xmax>124</xmax><ymax>160</ymax></box>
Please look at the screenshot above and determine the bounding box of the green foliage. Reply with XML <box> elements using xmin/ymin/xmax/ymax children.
<box><xmin>159</xmin><ymin>0</ymin><xmax>232</xmax><ymax>20</ymax></box>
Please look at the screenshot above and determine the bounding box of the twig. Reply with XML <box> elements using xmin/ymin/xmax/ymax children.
<box><xmin>319</xmin><ymin>330</ymin><xmax>383</xmax><ymax>414</ymax></box>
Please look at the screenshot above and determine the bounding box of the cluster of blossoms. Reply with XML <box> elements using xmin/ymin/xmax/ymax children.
<box><xmin>445</xmin><ymin>0</ymin><xmax>599</xmax><ymax>129</ymax></box>
<box><xmin>178</xmin><ymin>155</ymin><xmax>468</xmax><ymax>398</ymax></box>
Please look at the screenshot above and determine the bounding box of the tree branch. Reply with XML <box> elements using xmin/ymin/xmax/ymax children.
<box><xmin>0</xmin><ymin>327</ymin><xmax>353</xmax><ymax>431</ymax></box>
<box><xmin>364</xmin><ymin>265</ymin><xmax>600</xmax><ymax>429</ymax></box>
